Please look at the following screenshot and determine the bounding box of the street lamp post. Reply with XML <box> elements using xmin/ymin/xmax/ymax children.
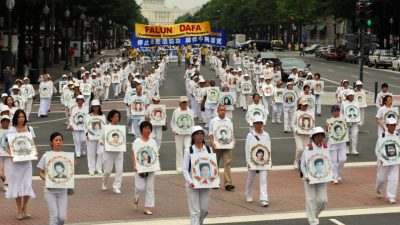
<box><xmin>109</xmin><ymin>20</ymin><xmax>112</xmax><ymax>49</ymax></box>
<box><xmin>43</xmin><ymin>4</ymin><xmax>50</xmax><ymax>74</ymax></box>
<box><xmin>63</xmin><ymin>9</ymin><xmax>70</xmax><ymax>70</ymax></box>
<box><xmin>390</xmin><ymin>17</ymin><xmax>394</xmax><ymax>48</ymax></box>
<box><xmin>6</xmin><ymin>0</ymin><xmax>15</xmax><ymax>67</ymax></box>
<box><xmin>333</xmin><ymin>18</ymin><xmax>337</xmax><ymax>48</ymax></box>
<box><xmin>80</xmin><ymin>12</ymin><xmax>85</xmax><ymax>63</ymax></box>
<box><xmin>98</xmin><ymin>17</ymin><xmax>102</xmax><ymax>55</ymax></box>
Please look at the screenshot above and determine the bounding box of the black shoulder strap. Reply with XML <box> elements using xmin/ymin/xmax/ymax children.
<box><xmin>189</xmin><ymin>146</ymin><xmax>193</xmax><ymax>154</ymax></box>
<box><xmin>205</xmin><ymin>145</ymin><xmax>211</xmax><ymax>153</ymax></box>
<box><xmin>251</xmin><ymin>132</ymin><xmax>260</xmax><ymax>141</ymax></box>
<box><xmin>188</xmin><ymin>145</ymin><xmax>210</xmax><ymax>173</ymax></box>
<box><xmin>382</xmin><ymin>132</ymin><xmax>386</xmax><ymax>138</ymax></box>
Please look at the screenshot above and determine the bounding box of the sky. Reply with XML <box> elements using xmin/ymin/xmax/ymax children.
<box><xmin>137</xmin><ymin>0</ymin><xmax>209</xmax><ymax>10</ymax></box>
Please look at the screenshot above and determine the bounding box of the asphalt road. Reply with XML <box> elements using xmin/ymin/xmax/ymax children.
<box><xmin>28</xmin><ymin>51</ymin><xmax>400</xmax><ymax>175</ymax></box>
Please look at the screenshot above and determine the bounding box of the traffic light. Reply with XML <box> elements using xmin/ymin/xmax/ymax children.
<box><xmin>365</xmin><ymin>2</ymin><xmax>373</xmax><ymax>27</ymax></box>
<box><xmin>356</xmin><ymin>1</ymin><xmax>366</xmax><ymax>28</ymax></box>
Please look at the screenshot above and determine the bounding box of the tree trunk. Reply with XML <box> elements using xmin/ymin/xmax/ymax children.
<box><xmin>17</xmin><ymin>3</ymin><xmax>26</xmax><ymax>77</ymax></box>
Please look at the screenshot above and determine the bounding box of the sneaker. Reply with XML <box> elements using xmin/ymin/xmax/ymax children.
<box><xmin>97</xmin><ymin>170</ymin><xmax>103</xmax><ymax>175</ymax></box>
<box><xmin>377</xmin><ymin>190</ymin><xmax>382</xmax><ymax>198</ymax></box>
<box><xmin>337</xmin><ymin>177</ymin><xmax>342</xmax><ymax>183</ymax></box>
<box><xmin>3</xmin><ymin>185</ymin><xmax>8</xmax><ymax>192</ymax></box>
<box><xmin>277</xmin><ymin>120</ymin><xmax>282</xmax><ymax>124</ymax></box>
<box><xmin>389</xmin><ymin>198</ymin><xmax>396</xmax><ymax>204</ymax></box>
<box><xmin>351</xmin><ymin>149</ymin><xmax>359</xmax><ymax>155</ymax></box>
<box><xmin>272</xmin><ymin>120</ymin><xmax>276</xmax><ymax>124</ymax></box>
<box><xmin>113</xmin><ymin>188</ymin><xmax>122</xmax><ymax>194</ymax></box>
<box><xmin>101</xmin><ymin>181</ymin><xmax>107</xmax><ymax>191</ymax></box>
<box><xmin>246</xmin><ymin>196</ymin><xmax>253</xmax><ymax>202</ymax></box>
<box><xmin>260</xmin><ymin>201</ymin><xmax>269</xmax><ymax>207</ymax></box>
<box><xmin>76</xmin><ymin>154</ymin><xmax>81</xmax><ymax>158</ymax></box>
<box><xmin>293</xmin><ymin>160</ymin><xmax>299</xmax><ymax>170</ymax></box>
<box><xmin>346</xmin><ymin>148</ymin><xmax>350</xmax><ymax>154</ymax></box>
<box><xmin>333</xmin><ymin>179</ymin><xmax>338</xmax><ymax>184</ymax></box>
<box><xmin>225</xmin><ymin>184</ymin><xmax>235</xmax><ymax>191</ymax></box>
<box><xmin>89</xmin><ymin>172</ymin><xmax>95</xmax><ymax>176</ymax></box>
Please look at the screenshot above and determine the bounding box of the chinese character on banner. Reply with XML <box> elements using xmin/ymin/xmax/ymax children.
<box><xmin>204</xmin><ymin>37</ymin><xmax>210</xmax><ymax>43</ymax></box>
<box><xmin>155</xmin><ymin>39</ymin><xmax>161</xmax><ymax>45</ymax></box>
<box><xmin>185</xmin><ymin>37</ymin><xmax>192</xmax><ymax>44</ymax></box>
<box><xmin>162</xmin><ymin>39</ymin><xmax>168</xmax><ymax>45</ymax></box>
<box><xmin>211</xmin><ymin>37</ymin><xmax>216</xmax><ymax>44</ymax></box>
<box><xmin>192</xmin><ymin>37</ymin><xmax>198</xmax><ymax>43</ymax></box>
<box><xmin>144</xmin><ymin>40</ymin><xmax>150</xmax><ymax>46</ymax></box>
<box><xmin>216</xmin><ymin>38</ymin><xmax>222</xmax><ymax>45</ymax></box>
<box><xmin>175</xmin><ymin>38</ymin><xmax>181</xmax><ymax>44</ymax></box>
<box><xmin>169</xmin><ymin>39</ymin><xmax>175</xmax><ymax>45</ymax></box>
<box><xmin>199</xmin><ymin>36</ymin><xmax>204</xmax><ymax>41</ymax></box>
<box><xmin>149</xmin><ymin>39</ymin><xmax>154</xmax><ymax>45</ymax></box>
<box><xmin>138</xmin><ymin>40</ymin><xmax>143</xmax><ymax>46</ymax></box>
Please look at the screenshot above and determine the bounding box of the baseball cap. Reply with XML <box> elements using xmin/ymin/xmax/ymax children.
<box><xmin>179</xmin><ymin>96</ymin><xmax>188</xmax><ymax>103</ymax></box>
<box><xmin>91</xmin><ymin>99</ymin><xmax>100</xmax><ymax>106</ymax></box>
<box><xmin>11</xmin><ymin>85</ymin><xmax>20</xmax><ymax>90</ymax></box>
<box><xmin>252</xmin><ymin>115</ymin><xmax>264</xmax><ymax>124</ymax></box>
<box><xmin>331</xmin><ymin>105</ymin><xmax>341</xmax><ymax>112</ymax></box>
<box><xmin>76</xmin><ymin>95</ymin><xmax>84</xmax><ymax>99</ymax></box>
<box><xmin>346</xmin><ymin>90</ymin><xmax>355</xmax><ymax>96</ymax></box>
<box><xmin>299</xmin><ymin>99</ymin><xmax>308</xmax><ymax>105</ymax></box>
<box><xmin>311</xmin><ymin>127</ymin><xmax>325</xmax><ymax>136</ymax></box>
<box><xmin>356</xmin><ymin>80</ymin><xmax>363</xmax><ymax>86</ymax></box>
<box><xmin>152</xmin><ymin>95</ymin><xmax>161</xmax><ymax>101</ymax></box>
<box><xmin>191</xmin><ymin>126</ymin><xmax>204</xmax><ymax>135</ymax></box>
<box><xmin>386</xmin><ymin>118</ymin><xmax>397</xmax><ymax>125</ymax></box>
<box><xmin>0</xmin><ymin>115</ymin><xmax>10</xmax><ymax>122</ymax></box>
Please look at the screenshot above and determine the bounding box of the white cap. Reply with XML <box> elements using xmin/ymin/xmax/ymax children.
<box><xmin>1</xmin><ymin>93</ymin><xmax>8</xmax><ymax>98</ymax></box>
<box><xmin>191</xmin><ymin>125</ymin><xmax>204</xmax><ymax>135</ymax></box>
<box><xmin>346</xmin><ymin>90</ymin><xmax>355</xmax><ymax>96</ymax></box>
<box><xmin>152</xmin><ymin>95</ymin><xmax>161</xmax><ymax>101</ymax></box>
<box><xmin>311</xmin><ymin>127</ymin><xmax>325</xmax><ymax>136</ymax></box>
<box><xmin>80</xmin><ymin>67</ymin><xmax>85</xmax><ymax>70</ymax></box>
<box><xmin>244</xmin><ymin>74</ymin><xmax>250</xmax><ymax>77</ymax></box>
<box><xmin>91</xmin><ymin>99</ymin><xmax>100</xmax><ymax>106</ymax></box>
<box><xmin>199</xmin><ymin>77</ymin><xmax>206</xmax><ymax>83</ymax></box>
<box><xmin>0</xmin><ymin>105</ymin><xmax>9</xmax><ymax>113</ymax></box>
<box><xmin>356</xmin><ymin>80</ymin><xmax>363</xmax><ymax>86</ymax></box>
<box><xmin>11</xmin><ymin>85</ymin><xmax>19</xmax><ymax>90</ymax></box>
<box><xmin>286</xmin><ymin>82</ymin><xmax>294</xmax><ymax>87</ymax></box>
<box><xmin>62</xmin><ymin>74</ymin><xmax>68</xmax><ymax>78</ymax></box>
<box><xmin>299</xmin><ymin>99</ymin><xmax>308</xmax><ymax>105</ymax></box>
<box><xmin>386</xmin><ymin>117</ymin><xmax>398</xmax><ymax>125</ymax></box>
<box><xmin>76</xmin><ymin>95</ymin><xmax>85</xmax><ymax>99</ymax></box>
<box><xmin>237</xmin><ymin>68</ymin><xmax>243</xmax><ymax>72</ymax></box>
<box><xmin>259</xmin><ymin>75</ymin><xmax>265</xmax><ymax>79</ymax></box>
<box><xmin>179</xmin><ymin>96</ymin><xmax>189</xmax><ymax>103</ymax></box>
<box><xmin>23</xmin><ymin>77</ymin><xmax>30</xmax><ymax>81</ymax></box>
<box><xmin>252</xmin><ymin>115</ymin><xmax>264</xmax><ymax>124</ymax></box>
<box><xmin>68</xmin><ymin>81</ymin><xmax>74</xmax><ymax>85</ymax></box>
<box><xmin>0</xmin><ymin>115</ymin><xmax>10</xmax><ymax>121</ymax></box>
<box><xmin>307</xmin><ymin>72</ymin><xmax>313</xmax><ymax>76</ymax></box>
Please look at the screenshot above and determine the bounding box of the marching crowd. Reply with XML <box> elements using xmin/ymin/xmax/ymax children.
<box><xmin>0</xmin><ymin>45</ymin><xmax>398</xmax><ymax>225</ymax></box>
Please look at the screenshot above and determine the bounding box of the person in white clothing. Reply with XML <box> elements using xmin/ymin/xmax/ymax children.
<box><xmin>183</xmin><ymin>126</ymin><xmax>213</xmax><ymax>225</ymax></box>
<box><xmin>69</xmin><ymin>95</ymin><xmax>87</xmax><ymax>158</ymax></box>
<box><xmin>20</xmin><ymin>77</ymin><xmax>34</xmax><ymax>121</ymax></box>
<box><xmin>145</xmin><ymin>95</ymin><xmax>165</xmax><ymax>149</ymax></box>
<box><xmin>0</xmin><ymin>115</ymin><xmax>11</xmax><ymax>192</ymax></box>
<box><xmin>103</xmin><ymin>71</ymin><xmax>112</xmax><ymax>101</ymax></box>
<box><xmin>245</xmin><ymin>116</ymin><xmax>270</xmax><ymax>207</ymax></box>
<box><xmin>38</xmin><ymin>74</ymin><xmax>55</xmax><ymax>118</ymax></box>
<box><xmin>375</xmin><ymin>83</ymin><xmax>390</xmax><ymax>110</ymax></box>
<box><xmin>375</xmin><ymin>118</ymin><xmax>399</xmax><ymax>204</ymax></box>
<box><xmin>341</xmin><ymin>91</ymin><xmax>360</xmax><ymax>155</ymax></box>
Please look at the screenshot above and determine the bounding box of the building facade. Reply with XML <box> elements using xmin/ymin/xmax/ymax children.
<box><xmin>141</xmin><ymin>0</ymin><xmax>191</xmax><ymax>25</ymax></box>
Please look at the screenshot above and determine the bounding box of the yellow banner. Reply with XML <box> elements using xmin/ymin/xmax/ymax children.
<box><xmin>135</xmin><ymin>22</ymin><xmax>211</xmax><ymax>39</ymax></box>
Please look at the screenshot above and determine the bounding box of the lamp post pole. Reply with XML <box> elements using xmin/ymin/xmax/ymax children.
<box><xmin>63</xmin><ymin>9</ymin><xmax>70</xmax><ymax>70</ymax></box>
<box><xmin>109</xmin><ymin>20</ymin><xmax>112</xmax><ymax>49</ymax></box>
<box><xmin>80</xmin><ymin>12</ymin><xmax>85</xmax><ymax>63</ymax></box>
<box><xmin>43</xmin><ymin>4</ymin><xmax>50</xmax><ymax>74</ymax></box>
<box><xmin>6</xmin><ymin>0</ymin><xmax>15</xmax><ymax>67</ymax></box>
<box><xmin>389</xmin><ymin>17</ymin><xmax>394</xmax><ymax>49</ymax></box>
<box><xmin>98</xmin><ymin>17</ymin><xmax>102</xmax><ymax>54</ymax></box>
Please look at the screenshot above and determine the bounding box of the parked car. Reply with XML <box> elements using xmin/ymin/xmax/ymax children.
<box><xmin>368</xmin><ymin>49</ymin><xmax>397</xmax><ymax>68</ymax></box>
<box><xmin>392</xmin><ymin>57</ymin><xmax>400</xmax><ymax>71</ymax></box>
<box><xmin>314</xmin><ymin>46</ymin><xmax>327</xmax><ymax>58</ymax></box>
<box><xmin>237</xmin><ymin>40</ymin><xmax>271</xmax><ymax>51</ymax></box>
<box><xmin>271</xmin><ymin>40</ymin><xmax>284</xmax><ymax>51</ymax></box>
<box><xmin>257</xmin><ymin>52</ymin><xmax>280</xmax><ymax>65</ymax></box>
<box><xmin>304</xmin><ymin>44</ymin><xmax>320</xmax><ymax>54</ymax></box>
<box><xmin>280</xmin><ymin>58</ymin><xmax>311</xmax><ymax>82</ymax></box>
<box><xmin>325</xmin><ymin>48</ymin><xmax>345</xmax><ymax>61</ymax></box>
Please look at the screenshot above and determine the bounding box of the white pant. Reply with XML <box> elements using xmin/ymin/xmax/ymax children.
<box><xmin>44</xmin><ymin>191</ymin><xmax>68</xmax><ymax>225</ymax></box>
<box><xmin>283</xmin><ymin>106</ymin><xmax>295</xmax><ymax>130</ymax></box>
<box><xmin>376</xmin><ymin>162</ymin><xmax>399</xmax><ymax>200</ymax></box>
<box><xmin>329</xmin><ymin>143</ymin><xmax>347</xmax><ymax>180</ymax></box>
<box><xmin>104</xmin><ymin>86</ymin><xmax>110</xmax><ymax>100</ymax></box>
<box><xmin>38</xmin><ymin>97</ymin><xmax>51</xmax><ymax>116</ymax></box>
<box><xmin>25</xmin><ymin>98</ymin><xmax>33</xmax><ymax>121</ymax></box>
<box><xmin>205</xmin><ymin>107</ymin><xmax>216</xmax><ymax>128</ymax></box>
<box><xmin>359</xmin><ymin>108</ymin><xmax>365</xmax><ymax>126</ymax></box>
<box><xmin>315</xmin><ymin>95</ymin><xmax>321</xmax><ymax>114</ymax></box>
<box><xmin>131</xmin><ymin>116</ymin><xmax>145</xmax><ymax>137</ymax></box>
<box><xmin>0</xmin><ymin>157</ymin><xmax>12</xmax><ymax>184</ymax></box>
<box><xmin>186</xmin><ymin>186</ymin><xmax>211</xmax><ymax>225</ymax></box>
<box><xmin>86</xmin><ymin>140</ymin><xmax>104</xmax><ymax>173</ymax></box>
<box><xmin>272</xmin><ymin>103</ymin><xmax>283</xmax><ymax>122</ymax></box>
<box><xmin>135</xmin><ymin>172</ymin><xmax>155</xmax><ymax>207</ymax></box>
<box><xmin>239</xmin><ymin>93</ymin><xmax>250</xmax><ymax>110</ymax></box>
<box><xmin>72</xmin><ymin>131</ymin><xmax>86</xmax><ymax>157</ymax></box>
<box><xmin>348</xmin><ymin>122</ymin><xmax>359</xmax><ymax>151</ymax></box>
<box><xmin>175</xmin><ymin>134</ymin><xmax>191</xmax><ymax>172</ymax></box>
<box><xmin>102</xmin><ymin>152</ymin><xmax>123</xmax><ymax>189</ymax></box>
<box><xmin>245</xmin><ymin>170</ymin><xmax>268</xmax><ymax>201</ymax></box>
<box><xmin>294</xmin><ymin>134</ymin><xmax>310</xmax><ymax>161</ymax></box>
<box><xmin>304</xmin><ymin>181</ymin><xmax>327</xmax><ymax>225</ymax></box>
<box><xmin>151</xmin><ymin>126</ymin><xmax>163</xmax><ymax>149</ymax></box>
<box><xmin>83</xmin><ymin>95</ymin><xmax>90</xmax><ymax>112</ymax></box>
<box><xmin>191</xmin><ymin>96</ymin><xmax>200</xmax><ymax>119</ymax></box>
<box><xmin>113</xmin><ymin>83</ymin><xmax>121</xmax><ymax>97</ymax></box>
<box><xmin>262</xmin><ymin>96</ymin><xmax>273</xmax><ymax>115</ymax></box>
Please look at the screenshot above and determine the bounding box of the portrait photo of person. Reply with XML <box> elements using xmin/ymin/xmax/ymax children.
<box><xmin>223</xmin><ymin>96</ymin><xmax>232</xmax><ymax>106</ymax></box>
<box><xmin>255</xmin><ymin>149</ymin><xmax>265</xmax><ymax>164</ymax></box>
<box><xmin>385</xmin><ymin>144</ymin><xmax>397</xmax><ymax>157</ymax></box>
<box><xmin>217</xmin><ymin>129</ymin><xmax>231</xmax><ymax>145</ymax></box>
<box><xmin>53</xmin><ymin>161</ymin><xmax>67</xmax><ymax>179</ymax></box>
<box><xmin>111</xmin><ymin>133</ymin><xmax>120</xmax><ymax>145</ymax></box>
<box><xmin>113</xmin><ymin>75</ymin><xmax>119</xmax><ymax>82</ymax></box>
<box><xmin>357</xmin><ymin>96</ymin><xmax>363</xmax><ymax>103</ymax></box>
<box><xmin>199</xmin><ymin>163</ymin><xmax>211</xmax><ymax>179</ymax></box>
<box><xmin>134</xmin><ymin>102</ymin><xmax>143</xmax><ymax>111</ymax></box>
<box><xmin>15</xmin><ymin>140</ymin><xmax>29</xmax><ymax>155</ymax></box>
<box><xmin>301</xmin><ymin>117</ymin><xmax>311</xmax><ymax>129</ymax></box>
<box><xmin>347</xmin><ymin>107</ymin><xmax>357</xmax><ymax>119</ymax></box>
<box><xmin>76</xmin><ymin>115</ymin><xmax>84</xmax><ymax>126</ymax></box>
<box><xmin>277</xmin><ymin>91</ymin><xmax>283</xmax><ymax>98</ymax></box>
<box><xmin>209</xmin><ymin>91</ymin><xmax>216</xmax><ymax>99</ymax></box>
<box><xmin>140</xmin><ymin>150</ymin><xmax>152</xmax><ymax>166</ymax></box>
<box><xmin>178</xmin><ymin>116</ymin><xmax>190</xmax><ymax>130</ymax></box>
<box><xmin>315</xmin><ymin>83</ymin><xmax>322</xmax><ymax>92</ymax></box>
<box><xmin>153</xmin><ymin>109</ymin><xmax>163</xmax><ymax>120</ymax></box>
<box><xmin>333</xmin><ymin>125</ymin><xmax>343</xmax><ymax>137</ymax></box>
<box><xmin>92</xmin><ymin>121</ymin><xmax>102</xmax><ymax>131</ymax></box>
<box><xmin>313</xmin><ymin>158</ymin><xmax>325</xmax><ymax>176</ymax></box>
<box><xmin>285</xmin><ymin>95</ymin><xmax>293</xmax><ymax>103</ymax></box>
<box><xmin>265</xmin><ymin>87</ymin><xmax>271</xmax><ymax>93</ymax></box>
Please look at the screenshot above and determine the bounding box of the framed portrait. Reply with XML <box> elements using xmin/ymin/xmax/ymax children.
<box><xmin>246</xmin><ymin>105</ymin><xmax>266</xmax><ymax>125</ymax></box>
<box><xmin>206</xmin><ymin>87</ymin><xmax>220</xmax><ymax>104</ymax></box>
<box><xmin>282</xmin><ymin>90</ymin><xmax>297</xmax><ymax>107</ymax></box>
<box><xmin>175</xmin><ymin>110</ymin><xmax>194</xmax><ymax>135</ymax></box>
<box><xmin>190</xmin><ymin>153</ymin><xmax>220</xmax><ymax>189</ymax></box>
<box><xmin>104</xmin><ymin>125</ymin><xmax>126</xmax><ymax>152</ymax></box>
<box><xmin>86</xmin><ymin>115</ymin><xmax>106</xmax><ymax>140</ymax></box>
<box><xmin>382</xmin><ymin>107</ymin><xmax>399</xmax><ymax>124</ymax></box>
<box><xmin>327</xmin><ymin>118</ymin><xmax>349</xmax><ymax>144</ymax></box>
<box><xmin>218</xmin><ymin>92</ymin><xmax>235</xmax><ymax>111</ymax></box>
<box><xmin>213</xmin><ymin>120</ymin><xmax>234</xmax><ymax>149</ymax></box>
<box><xmin>131</xmin><ymin>99</ymin><xmax>146</xmax><ymax>116</ymax></box>
<box><xmin>70</xmin><ymin>111</ymin><xmax>86</xmax><ymax>131</ymax></box>
<box><xmin>342</xmin><ymin>103</ymin><xmax>360</xmax><ymax>123</ymax></box>
<box><xmin>80</xmin><ymin>83</ymin><xmax>92</xmax><ymax>96</ymax></box>
<box><xmin>262</xmin><ymin>84</ymin><xmax>274</xmax><ymax>97</ymax></box>
<box><xmin>20</xmin><ymin>86</ymin><xmax>33</xmax><ymax>98</ymax></box>
<box><xmin>378</xmin><ymin>136</ymin><xmax>400</xmax><ymax>166</ymax></box>
<box><xmin>59</xmin><ymin>81</ymin><xmax>68</xmax><ymax>93</ymax></box>
<box><xmin>45</xmin><ymin>151</ymin><xmax>74</xmax><ymax>189</ymax></box>
<box><xmin>304</xmin><ymin>150</ymin><xmax>333</xmax><ymax>184</ymax></box>
<box><xmin>303</xmin><ymin>95</ymin><xmax>316</xmax><ymax>114</ymax></box>
<box><xmin>313</xmin><ymin>81</ymin><xmax>324</xmax><ymax>95</ymax></box>
<box><xmin>296</xmin><ymin>112</ymin><xmax>315</xmax><ymax>135</ymax></box>
<box><xmin>39</xmin><ymin>86</ymin><xmax>52</xmax><ymax>98</ymax></box>
<box><xmin>148</xmin><ymin>104</ymin><xmax>166</xmax><ymax>126</ymax></box>
<box><xmin>13</xmin><ymin>95</ymin><xmax>25</xmax><ymax>110</ymax></box>
<box><xmin>296</xmin><ymin>78</ymin><xmax>305</xmax><ymax>91</ymax></box>
<box><xmin>274</xmin><ymin>89</ymin><xmax>284</xmax><ymax>103</ymax></box>
<box><xmin>241</xmin><ymin>80</ymin><xmax>253</xmax><ymax>94</ymax></box>
<box><xmin>133</xmin><ymin>140</ymin><xmax>161</xmax><ymax>173</ymax></box>
<box><xmin>249</xmin><ymin>143</ymin><xmax>272</xmax><ymax>170</ymax></box>
<box><xmin>355</xmin><ymin>92</ymin><xmax>367</xmax><ymax>108</ymax></box>
<box><xmin>7</xmin><ymin>132</ymin><xmax>37</xmax><ymax>162</ymax></box>
<box><xmin>392</xmin><ymin>94</ymin><xmax>400</xmax><ymax>107</ymax></box>
<box><xmin>111</xmin><ymin>74</ymin><xmax>120</xmax><ymax>83</ymax></box>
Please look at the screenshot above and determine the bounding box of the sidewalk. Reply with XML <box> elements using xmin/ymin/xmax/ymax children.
<box><xmin>0</xmin><ymin>165</ymin><xmax>397</xmax><ymax>225</ymax></box>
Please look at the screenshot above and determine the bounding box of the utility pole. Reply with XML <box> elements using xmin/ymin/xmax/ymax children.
<box><xmin>356</xmin><ymin>0</ymin><xmax>372</xmax><ymax>82</ymax></box>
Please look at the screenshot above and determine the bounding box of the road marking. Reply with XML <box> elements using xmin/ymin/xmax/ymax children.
<box><xmin>390</xmin><ymin>76</ymin><xmax>399</xmax><ymax>80</ymax></box>
<box><xmin>321</xmin><ymin>62</ymin><xmax>326</xmax><ymax>65</ymax></box>
<box><xmin>321</xmin><ymin>77</ymin><xmax>340</xmax><ymax>85</ymax></box>
<box><xmin>350</xmin><ymin>75</ymin><xmax>358</xmax><ymax>78</ymax></box>
<box><xmin>84</xmin><ymin>206</ymin><xmax>400</xmax><ymax>225</ymax></box>
<box><xmin>330</xmin><ymin>218</ymin><xmax>346</xmax><ymax>225</ymax></box>
<box><xmin>327</xmin><ymin>69</ymin><xmax>334</xmax><ymax>73</ymax></box>
<box><xmin>339</xmin><ymin>66</ymin><xmax>345</xmax><ymax>69</ymax></box>
<box><xmin>29</xmin><ymin>118</ymin><xmax>66</xmax><ymax>124</ymax></box>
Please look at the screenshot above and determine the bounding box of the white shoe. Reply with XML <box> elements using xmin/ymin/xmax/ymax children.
<box><xmin>346</xmin><ymin>148</ymin><xmax>350</xmax><ymax>154</ymax></box>
<box><xmin>113</xmin><ymin>188</ymin><xmax>122</xmax><ymax>194</ymax></box>
<box><xmin>293</xmin><ymin>160</ymin><xmax>299</xmax><ymax>170</ymax></box>
<box><xmin>101</xmin><ymin>181</ymin><xmax>107</xmax><ymax>191</ymax></box>
<box><xmin>97</xmin><ymin>170</ymin><xmax>103</xmax><ymax>175</ymax></box>
<box><xmin>246</xmin><ymin>196</ymin><xmax>253</xmax><ymax>203</ymax></box>
<box><xmin>351</xmin><ymin>149</ymin><xmax>359</xmax><ymax>155</ymax></box>
<box><xmin>277</xmin><ymin>120</ymin><xmax>282</xmax><ymax>124</ymax></box>
<box><xmin>89</xmin><ymin>172</ymin><xmax>95</xmax><ymax>176</ymax></box>
<box><xmin>260</xmin><ymin>200</ymin><xmax>269</xmax><ymax>207</ymax></box>
<box><xmin>333</xmin><ymin>179</ymin><xmax>338</xmax><ymax>184</ymax></box>
<box><xmin>272</xmin><ymin>120</ymin><xmax>276</xmax><ymax>124</ymax></box>
<box><xmin>3</xmin><ymin>185</ymin><xmax>8</xmax><ymax>192</ymax></box>
<box><xmin>76</xmin><ymin>154</ymin><xmax>81</xmax><ymax>158</ymax></box>
<box><xmin>389</xmin><ymin>198</ymin><xmax>396</xmax><ymax>204</ymax></box>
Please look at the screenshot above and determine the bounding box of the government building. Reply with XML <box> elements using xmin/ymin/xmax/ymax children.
<box><xmin>140</xmin><ymin>0</ymin><xmax>200</xmax><ymax>25</ymax></box>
